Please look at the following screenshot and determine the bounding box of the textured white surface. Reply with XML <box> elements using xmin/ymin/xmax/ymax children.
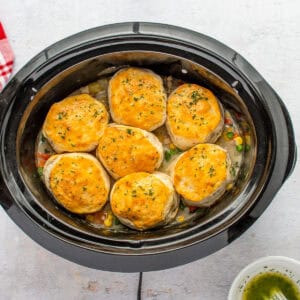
<box><xmin>0</xmin><ymin>0</ymin><xmax>299</xmax><ymax>299</ymax></box>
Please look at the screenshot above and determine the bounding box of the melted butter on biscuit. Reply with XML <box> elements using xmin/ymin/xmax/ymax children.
<box><xmin>45</xmin><ymin>154</ymin><xmax>109</xmax><ymax>214</ymax></box>
<box><xmin>110</xmin><ymin>172</ymin><xmax>172</xmax><ymax>230</ymax></box>
<box><xmin>109</xmin><ymin>68</ymin><xmax>166</xmax><ymax>131</ymax></box>
<box><xmin>167</xmin><ymin>84</ymin><xmax>223</xmax><ymax>149</ymax></box>
<box><xmin>43</xmin><ymin>94</ymin><xmax>108</xmax><ymax>153</ymax></box>
<box><xmin>173</xmin><ymin>144</ymin><xmax>230</xmax><ymax>203</ymax></box>
<box><xmin>97</xmin><ymin>124</ymin><xmax>163</xmax><ymax>179</ymax></box>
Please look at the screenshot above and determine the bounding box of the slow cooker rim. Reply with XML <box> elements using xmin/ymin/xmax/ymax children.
<box><xmin>9</xmin><ymin>45</ymin><xmax>270</xmax><ymax>247</ymax></box>
<box><xmin>0</xmin><ymin>45</ymin><xmax>276</xmax><ymax>248</ymax></box>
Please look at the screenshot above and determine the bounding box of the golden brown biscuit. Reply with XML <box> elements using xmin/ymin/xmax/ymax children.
<box><xmin>170</xmin><ymin>144</ymin><xmax>232</xmax><ymax>207</ymax></box>
<box><xmin>43</xmin><ymin>153</ymin><xmax>110</xmax><ymax>214</ymax></box>
<box><xmin>43</xmin><ymin>94</ymin><xmax>109</xmax><ymax>153</ymax></box>
<box><xmin>108</xmin><ymin>67</ymin><xmax>167</xmax><ymax>131</ymax></box>
<box><xmin>96</xmin><ymin>124</ymin><xmax>163</xmax><ymax>179</ymax></box>
<box><xmin>166</xmin><ymin>84</ymin><xmax>224</xmax><ymax>150</ymax></box>
<box><xmin>110</xmin><ymin>172</ymin><xmax>178</xmax><ymax>230</ymax></box>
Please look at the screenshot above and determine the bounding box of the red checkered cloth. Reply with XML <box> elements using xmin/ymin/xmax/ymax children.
<box><xmin>0</xmin><ymin>22</ymin><xmax>14</xmax><ymax>91</ymax></box>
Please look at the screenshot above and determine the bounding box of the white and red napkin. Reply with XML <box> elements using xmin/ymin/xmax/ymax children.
<box><xmin>0</xmin><ymin>22</ymin><xmax>14</xmax><ymax>91</ymax></box>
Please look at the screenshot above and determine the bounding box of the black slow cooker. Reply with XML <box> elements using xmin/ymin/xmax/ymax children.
<box><xmin>0</xmin><ymin>22</ymin><xmax>296</xmax><ymax>272</ymax></box>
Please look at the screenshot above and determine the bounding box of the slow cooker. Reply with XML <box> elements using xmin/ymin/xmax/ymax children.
<box><xmin>0</xmin><ymin>22</ymin><xmax>296</xmax><ymax>272</ymax></box>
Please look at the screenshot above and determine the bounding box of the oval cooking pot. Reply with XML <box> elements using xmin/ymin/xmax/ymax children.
<box><xmin>0</xmin><ymin>22</ymin><xmax>296</xmax><ymax>272</ymax></box>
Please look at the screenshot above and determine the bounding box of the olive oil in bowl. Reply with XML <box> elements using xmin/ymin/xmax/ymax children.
<box><xmin>242</xmin><ymin>272</ymin><xmax>300</xmax><ymax>300</ymax></box>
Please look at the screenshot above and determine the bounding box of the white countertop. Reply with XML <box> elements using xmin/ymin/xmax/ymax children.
<box><xmin>0</xmin><ymin>1</ymin><xmax>299</xmax><ymax>299</ymax></box>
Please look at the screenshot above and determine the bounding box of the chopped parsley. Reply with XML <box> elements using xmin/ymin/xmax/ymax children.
<box><xmin>122</xmin><ymin>78</ymin><xmax>130</xmax><ymax>84</ymax></box>
<box><xmin>148</xmin><ymin>189</ymin><xmax>154</xmax><ymax>196</ymax></box>
<box><xmin>126</xmin><ymin>129</ymin><xmax>132</xmax><ymax>135</ymax></box>
<box><xmin>165</xmin><ymin>147</ymin><xmax>182</xmax><ymax>161</ymax></box>
<box><xmin>189</xmin><ymin>90</ymin><xmax>204</xmax><ymax>105</ymax></box>
<box><xmin>230</xmin><ymin>162</ymin><xmax>239</xmax><ymax>177</ymax></box>
<box><xmin>113</xmin><ymin>215</ymin><xmax>121</xmax><ymax>225</ymax></box>
<box><xmin>208</xmin><ymin>166</ymin><xmax>216</xmax><ymax>177</ymax></box>
<box><xmin>133</xmin><ymin>95</ymin><xmax>144</xmax><ymax>101</ymax></box>
<box><xmin>93</xmin><ymin>110</ymin><xmax>100</xmax><ymax>117</ymax></box>
<box><xmin>179</xmin><ymin>201</ymin><xmax>186</xmax><ymax>210</ymax></box>
<box><xmin>230</xmin><ymin>166</ymin><xmax>236</xmax><ymax>177</ymax></box>
<box><xmin>57</xmin><ymin>111</ymin><xmax>67</xmax><ymax>120</ymax></box>
<box><xmin>37</xmin><ymin>167</ymin><xmax>43</xmax><ymax>177</ymax></box>
<box><xmin>41</xmin><ymin>134</ymin><xmax>46</xmax><ymax>143</ymax></box>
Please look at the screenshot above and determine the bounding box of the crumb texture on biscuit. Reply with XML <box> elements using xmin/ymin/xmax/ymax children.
<box><xmin>97</xmin><ymin>124</ymin><xmax>163</xmax><ymax>179</ymax></box>
<box><xmin>43</xmin><ymin>94</ymin><xmax>109</xmax><ymax>153</ymax></box>
<box><xmin>109</xmin><ymin>68</ymin><xmax>166</xmax><ymax>131</ymax></box>
<box><xmin>44</xmin><ymin>153</ymin><xmax>110</xmax><ymax>214</ymax></box>
<box><xmin>167</xmin><ymin>83</ymin><xmax>223</xmax><ymax>149</ymax></box>
<box><xmin>110</xmin><ymin>172</ymin><xmax>176</xmax><ymax>230</ymax></box>
<box><xmin>172</xmin><ymin>144</ymin><xmax>230</xmax><ymax>205</ymax></box>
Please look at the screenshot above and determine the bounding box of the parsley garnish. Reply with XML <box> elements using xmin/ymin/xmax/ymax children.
<box><xmin>165</xmin><ymin>147</ymin><xmax>182</xmax><ymax>161</ymax></box>
<box><xmin>189</xmin><ymin>90</ymin><xmax>203</xmax><ymax>105</ymax></box>
<box><xmin>208</xmin><ymin>166</ymin><xmax>216</xmax><ymax>177</ymax></box>
<box><xmin>37</xmin><ymin>167</ymin><xmax>43</xmax><ymax>177</ymax></box>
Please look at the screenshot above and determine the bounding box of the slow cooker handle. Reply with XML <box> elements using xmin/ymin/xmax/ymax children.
<box><xmin>0</xmin><ymin>84</ymin><xmax>13</xmax><ymax>210</ymax></box>
<box><xmin>258</xmin><ymin>80</ymin><xmax>297</xmax><ymax>183</ymax></box>
<box><xmin>281</xmin><ymin>103</ymin><xmax>297</xmax><ymax>182</ymax></box>
<box><xmin>0</xmin><ymin>175</ymin><xmax>12</xmax><ymax>210</ymax></box>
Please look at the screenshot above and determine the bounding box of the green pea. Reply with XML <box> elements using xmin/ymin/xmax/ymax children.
<box><xmin>226</xmin><ymin>131</ymin><xmax>234</xmax><ymax>139</ymax></box>
<box><xmin>236</xmin><ymin>144</ymin><xmax>244</xmax><ymax>152</ymax></box>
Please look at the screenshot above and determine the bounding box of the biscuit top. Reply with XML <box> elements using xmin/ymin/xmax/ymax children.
<box><xmin>109</xmin><ymin>67</ymin><xmax>166</xmax><ymax>131</ymax></box>
<box><xmin>97</xmin><ymin>124</ymin><xmax>162</xmax><ymax>179</ymax></box>
<box><xmin>43</xmin><ymin>94</ymin><xmax>108</xmax><ymax>153</ymax></box>
<box><xmin>167</xmin><ymin>84</ymin><xmax>223</xmax><ymax>142</ymax></box>
<box><xmin>110</xmin><ymin>172</ymin><xmax>172</xmax><ymax>230</ymax></box>
<box><xmin>45</xmin><ymin>153</ymin><xmax>109</xmax><ymax>214</ymax></box>
<box><xmin>173</xmin><ymin>144</ymin><xmax>229</xmax><ymax>202</ymax></box>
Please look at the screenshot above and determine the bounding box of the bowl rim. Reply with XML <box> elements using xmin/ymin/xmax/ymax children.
<box><xmin>228</xmin><ymin>255</ymin><xmax>300</xmax><ymax>300</ymax></box>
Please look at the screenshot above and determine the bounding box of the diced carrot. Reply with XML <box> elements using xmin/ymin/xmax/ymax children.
<box><xmin>37</xmin><ymin>152</ymin><xmax>51</xmax><ymax>160</ymax></box>
<box><xmin>224</xmin><ymin>118</ymin><xmax>233</xmax><ymax>125</ymax></box>
<box><xmin>188</xmin><ymin>206</ymin><xmax>198</xmax><ymax>213</ymax></box>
